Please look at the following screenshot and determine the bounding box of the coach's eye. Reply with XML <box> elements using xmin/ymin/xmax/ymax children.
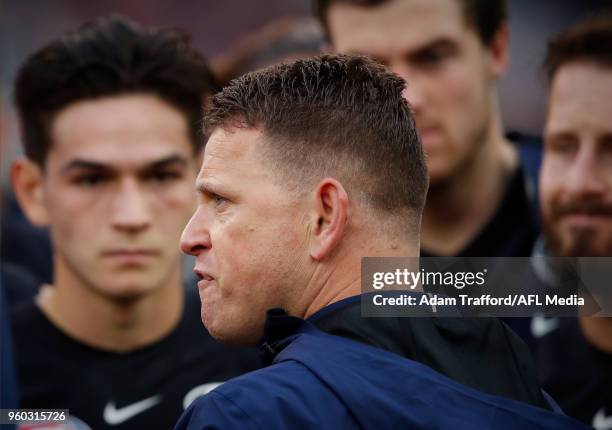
<box><xmin>212</xmin><ymin>194</ymin><xmax>228</xmax><ymax>207</ymax></box>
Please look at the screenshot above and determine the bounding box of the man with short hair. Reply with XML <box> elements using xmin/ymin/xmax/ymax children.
<box><xmin>533</xmin><ymin>15</ymin><xmax>612</xmax><ymax>427</ymax></box>
<box><xmin>176</xmin><ymin>54</ymin><xmax>584</xmax><ymax>429</ymax></box>
<box><xmin>10</xmin><ymin>16</ymin><xmax>258</xmax><ymax>429</ymax></box>
<box><xmin>317</xmin><ymin>0</ymin><xmax>538</xmax><ymax>257</ymax></box>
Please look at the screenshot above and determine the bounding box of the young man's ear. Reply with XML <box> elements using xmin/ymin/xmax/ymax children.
<box><xmin>487</xmin><ymin>22</ymin><xmax>510</xmax><ymax>79</ymax></box>
<box><xmin>308</xmin><ymin>178</ymin><xmax>349</xmax><ymax>261</ymax></box>
<box><xmin>11</xmin><ymin>158</ymin><xmax>49</xmax><ymax>227</ymax></box>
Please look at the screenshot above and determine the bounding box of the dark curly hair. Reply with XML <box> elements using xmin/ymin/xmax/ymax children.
<box><xmin>15</xmin><ymin>15</ymin><xmax>216</xmax><ymax>166</ymax></box>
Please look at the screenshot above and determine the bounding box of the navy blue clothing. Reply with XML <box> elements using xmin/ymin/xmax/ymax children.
<box><xmin>1</xmin><ymin>286</ymin><xmax>18</xmax><ymax>409</ymax></box>
<box><xmin>310</xmin><ymin>294</ymin><xmax>549</xmax><ymax>408</ymax></box>
<box><xmin>509</xmin><ymin>131</ymin><xmax>543</xmax><ymax>227</ymax></box>
<box><xmin>175</xmin><ymin>297</ymin><xmax>587</xmax><ymax>430</ymax></box>
<box><xmin>536</xmin><ymin>318</ymin><xmax>612</xmax><ymax>428</ymax></box>
<box><xmin>1</xmin><ymin>192</ymin><xmax>53</xmax><ymax>284</ymax></box>
<box><xmin>421</xmin><ymin>133</ymin><xmax>542</xmax><ymax>258</ymax></box>
<box><xmin>421</xmin><ymin>167</ymin><xmax>538</xmax><ymax>257</ymax></box>
<box><xmin>1</xmin><ymin>286</ymin><xmax>18</xmax><ymax>430</ymax></box>
<box><xmin>1</xmin><ymin>262</ymin><xmax>40</xmax><ymax>308</ymax></box>
<box><xmin>11</xmin><ymin>287</ymin><xmax>261</xmax><ymax>430</ymax></box>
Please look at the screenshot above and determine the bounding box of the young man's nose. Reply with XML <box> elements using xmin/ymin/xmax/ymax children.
<box><xmin>110</xmin><ymin>179</ymin><xmax>152</xmax><ymax>233</ymax></box>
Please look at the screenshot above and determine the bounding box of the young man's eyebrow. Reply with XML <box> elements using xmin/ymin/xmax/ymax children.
<box><xmin>406</xmin><ymin>37</ymin><xmax>458</xmax><ymax>60</ymax></box>
<box><xmin>148</xmin><ymin>155</ymin><xmax>189</xmax><ymax>169</ymax></box>
<box><xmin>60</xmin><ymin>159</ymin><xmax>112</xmax><ymax>174</ymax></box>
<box><xmin>60</xmin><ymin>155</ymin><xmax>189</xmax><ymax>175</ymax></box>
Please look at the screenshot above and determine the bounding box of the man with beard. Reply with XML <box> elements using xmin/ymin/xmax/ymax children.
<box><xmin>534</xmin><ymin>14</ymin><xmax>612</xmax><ymax>428</ymax></box>
<box><xmin>9</xmin><ymin>16</ymin><xmax>259</xmax><ymax>429</ymax></box>
<box><xmin>316</xmin><ymin>0</ymin><xmax>539</xmax><ymax>258</ymax></box>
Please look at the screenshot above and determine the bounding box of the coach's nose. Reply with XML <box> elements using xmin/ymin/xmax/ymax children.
<box><xmin>180</xmin><ymin>205</ymin><xmax>211</xmax><ymax>256</ymax></box>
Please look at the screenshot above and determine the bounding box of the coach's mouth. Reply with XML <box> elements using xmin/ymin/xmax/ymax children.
<box><xmin>194</xmin><ymin>268</ymin><xmax>216</xmax><ymax>290</ymax></box>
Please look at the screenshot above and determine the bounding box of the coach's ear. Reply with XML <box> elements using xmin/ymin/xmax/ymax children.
<box><xmin>11</xmin><ymin>158</ymin><xmax>49</xmax><ymax>227</ymax></box>
<box><xmin>309</xmin><ymin>178</ymin><xmax>349</xmax><ymax>261</ymax></box>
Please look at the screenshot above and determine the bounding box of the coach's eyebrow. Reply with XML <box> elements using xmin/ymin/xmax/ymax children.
<box><xmin>196</xmin><ymin>181</ymin><xmax>214</xmax><ymax>195</ymax></box>
<box><xmin>195</xmin><ymin>179</ymin><xmax>227</xmax><ymax>197</ymax></box>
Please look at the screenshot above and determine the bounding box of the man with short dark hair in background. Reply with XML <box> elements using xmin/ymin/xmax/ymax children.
<box><xmin>317</xmin><ymin>0</ymin><xmax>539</xmax><ymax>258</ymax></box>
<box><xmin>9</xmin><ymin>16</ymin><xmax>259</xmax><ymax>429</ymax></box>
<box><xmin>175</xmin><ymin>54</ymin><xmax>585</xmax><ymax>429</ymax></box>
<box><xmin>533</xmin><ymin>14</ymin><xmax>612</xmax><ymax>428</ymax></box>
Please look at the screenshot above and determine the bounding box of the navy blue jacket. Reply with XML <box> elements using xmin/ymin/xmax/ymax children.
<box><xmin>175</xmin><ymin>301</ymin><xmax>587</xmax><ymax>429</ymax></box>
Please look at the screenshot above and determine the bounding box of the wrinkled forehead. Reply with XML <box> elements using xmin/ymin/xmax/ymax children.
<box><xmin>328</xmin><ymin>0</ymin><xmax>469</xmax><ymax>56</ymax></box>
<box><xmin>199</xmin><ymin>127</ymin><xmax>271</xmax><ymax>182</ymax></box>
<box><xmin>204</xmin><ymin>127</ymin><xmax>255</xmax><ymax>160</ymax></box>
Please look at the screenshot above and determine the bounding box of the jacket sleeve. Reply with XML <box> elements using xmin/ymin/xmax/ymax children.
<box><xmin>173</xmin><ymin>391</ymin><xmax>261</xmax><ymax>430</ymax></box>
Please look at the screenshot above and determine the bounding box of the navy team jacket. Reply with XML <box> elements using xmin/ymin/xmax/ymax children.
<box><xmin>175</xmin><ymin>299</ymin><xmax>588</xmax><ymax>430</ymax></box>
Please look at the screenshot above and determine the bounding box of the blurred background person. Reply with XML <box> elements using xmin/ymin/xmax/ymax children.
<box><xmin>533</xmin><ymin>13</ymin><xmax>612</xmax><ymax>428</ymax></box>
<box><xmin>318</xmin><ymin>0</ymin><xmax>539</xmax><ymax>258</ymax></box>
<box><xmin>8</xmin><ymin>16</ymin><xmax>259</xmax><ymax>429</ymax></box>
<box><xmin>1</xmin><ymin>0</ymin><xmax>606</xmax><ymax>296</ymax></box>
<box><xmin>213</xmin><ymin>17</ymin><xmax>325</xmax><ymax>87</ymax></box>
<box><xmin>317</xmin><ymin>0</ymin><xmax>545</xmax><ymax>345</ymax></box>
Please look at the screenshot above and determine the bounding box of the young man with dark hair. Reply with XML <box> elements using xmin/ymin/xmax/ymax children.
<box><xmin>533</xmin><ymin>14</ymin><xmax>612</xmax><ymax>428</ymax></box>
<box><xmin>317</xmin><ymin>0</ymin><xmax>539</xmax><ymax>258</ymax></box>
<box><xmin>176</xmin><ymin>54</ymin><xmax>585</xmax><ymax>429</ymax></box>
<box><xmin>9</xmin><ymin>16</ymin><xmax>258</xmax><ymax>429</ymax></box>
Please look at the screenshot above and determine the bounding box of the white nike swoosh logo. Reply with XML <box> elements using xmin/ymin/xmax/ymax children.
<box><xmin>594</xmin><ymin>408</ymin><xmax>612</xmax><ymax>430</ymax></box>
<box><xmin>530</xmin><ymin>315</ymin><xmax>559</xmax><ymax>338</ymax></box>
<box><xmin>103</xmin><ymin>395</ymin><xmax>162</xmax><ymax>425</ymax></box>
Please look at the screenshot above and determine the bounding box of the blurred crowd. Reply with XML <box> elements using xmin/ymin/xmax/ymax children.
<box><xmin>1</xmin><ymin>1</ymin><xmax>611</xmax><ymax>429</ymax></box>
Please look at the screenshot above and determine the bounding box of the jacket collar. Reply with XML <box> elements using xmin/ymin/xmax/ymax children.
<box><xmin>260</xmin><ymin>296</ymin><xmax>361</xmax><ymax>365</ymax></box>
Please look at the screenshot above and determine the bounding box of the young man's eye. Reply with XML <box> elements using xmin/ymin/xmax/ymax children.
<box><xmin>74</xmin><ymin>173</ymin><xmax>107</xmax><ymax>186</ymax></box>
<box><xmin>148</xmin><ymin>171</ymin><xmax>181</xmax><ymax>182</ymax></box>
<box><xmin>416</xmin><ymin>50</ymin><xmax>446</xmax><ymax>67</ymax></box>
<box><xmin>412</xmin><ymin>44</ymin><xmax>456</xmax><ymax>69</ymax></box>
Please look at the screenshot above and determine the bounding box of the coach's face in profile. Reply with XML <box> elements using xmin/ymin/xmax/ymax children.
<box><xmin>541</xmin><ymin>62</ymin><xmax>612</xmax><ymax>257</ymax></box>
<box><xmin>181</xmin><ymin>127</ymin><xmax>324</xmax><ymax>344</ymax></box>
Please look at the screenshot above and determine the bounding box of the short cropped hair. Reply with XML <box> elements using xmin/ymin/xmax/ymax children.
<box><xmin>315</xmin><ymin>0</ymin><xmax>507</xmax><ymax>46</ymax></box>
<box><xmin>206</xmin><ymin>54</ymin><xmax>428</xmax><ymax>224</ymax></box>
<box><xmin>545</xmin><ymin>13</ymin><xmax>612</xmax><ymax>82</ymax></box>
<box><xmin>15</xmin><ymin>15</ymin><xmax>215</xmax><ymax>167</ymax></box>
